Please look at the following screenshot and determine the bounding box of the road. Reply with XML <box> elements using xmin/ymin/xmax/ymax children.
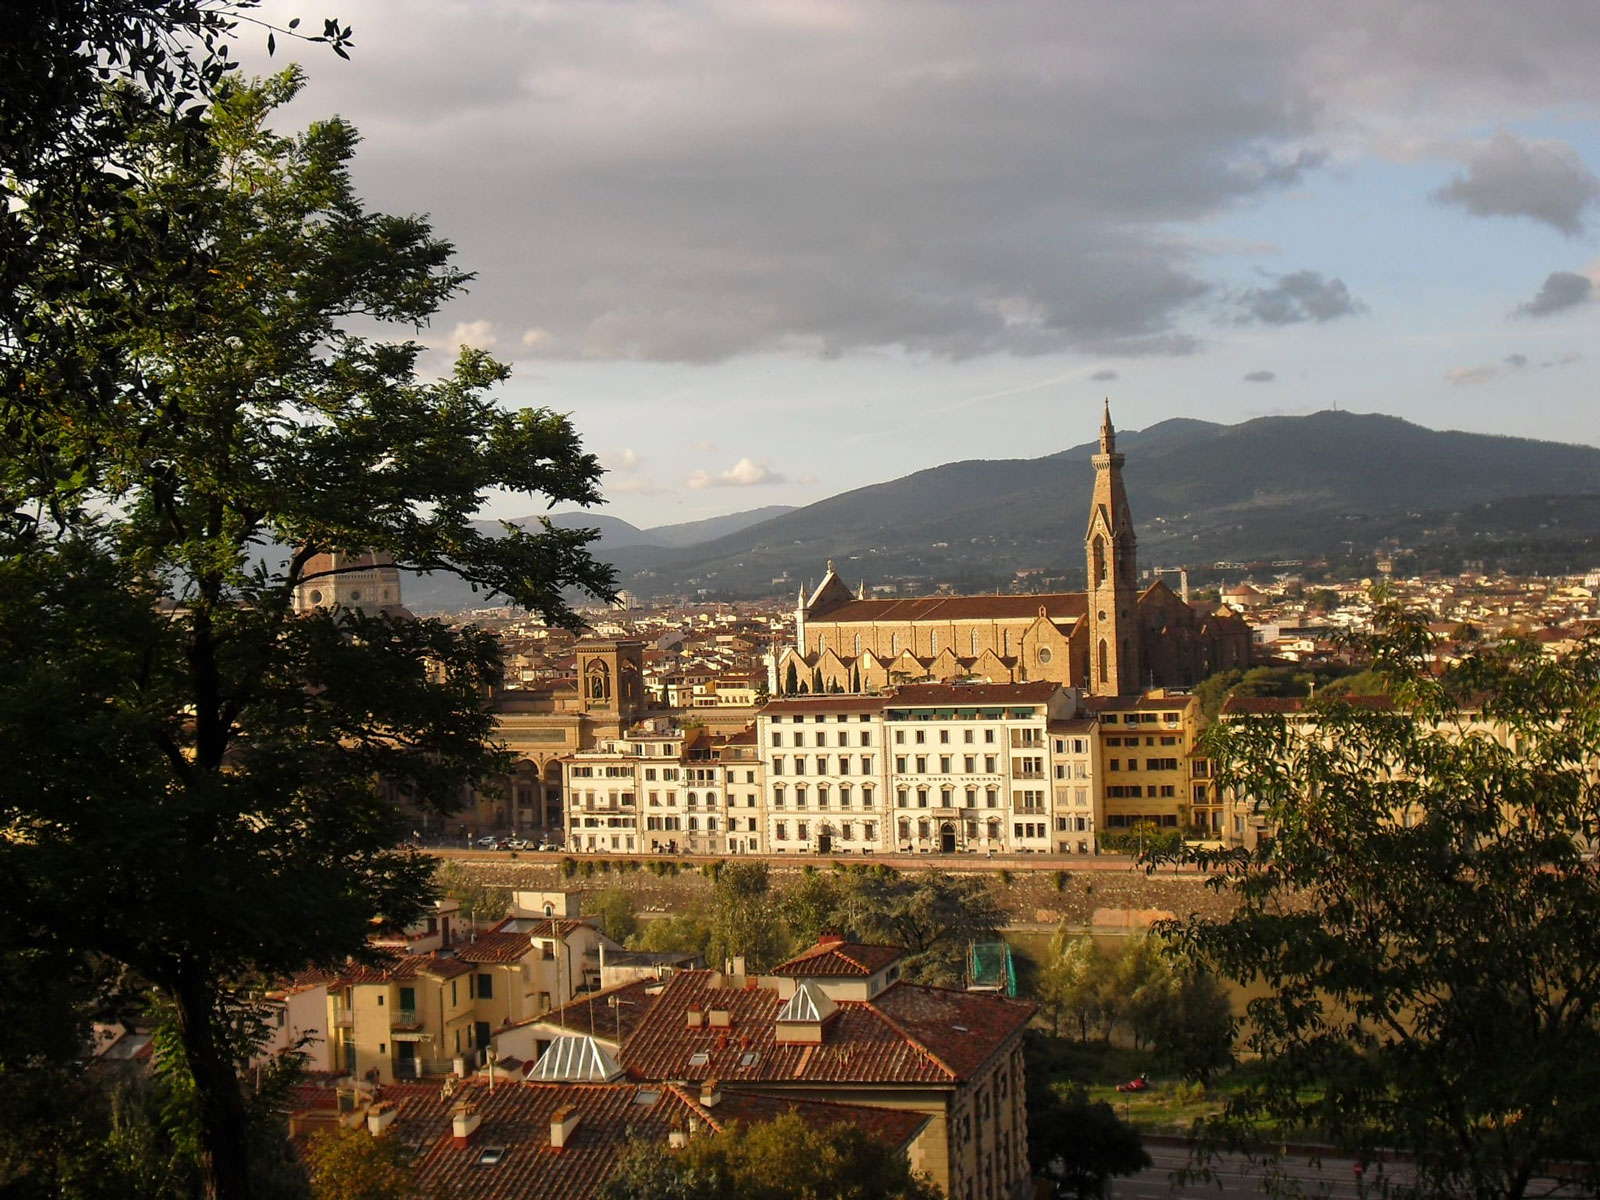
<box><xmin>1110</xmin><ymin>1143</ymin><xmax>1405</xmax><ymax>1200</ymax></box>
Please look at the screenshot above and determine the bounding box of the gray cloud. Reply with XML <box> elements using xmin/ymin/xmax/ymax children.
<box><xmin>1237</xmin><ymin>271</ymin><xmax>1365</xmax><ymax>325</ymax></box>
<box><xmin>250</xmin><ymin>1</ymin><xmax>1600</xmax><ymax>366</ymax></box>
<box><xmin>1243</xmin><ymin>369</ymin><xmax>1277</xmax><ymax>382</ymax></box>
<box><xmin>1503</xmin><ymin>353</ymin><xmax>1528</xmax><ymax>367</ymax></box>
<box><xmin>1089</xmin><ymin>369</ymin><xmax>1119</xmax><ymax>381</ymax></box>
<box><xmin>1515</xmin><ymin>270</ymin><xmax>1594</xmax><ymax>317</ymax></box>
<box><xmin>1435</xmin><ymin>130</ymin><xmax>1600</xmax><ymax>236</ymax></box>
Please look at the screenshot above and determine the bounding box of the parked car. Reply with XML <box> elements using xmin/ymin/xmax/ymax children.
<box><xmin>475</xmin><ymin>835</ymin><xmax>498</xmax><ymax>847</ymax></box>
<box><xmin>504</xmin><ymin>838</ymin><xmax>531</xmax><ymax>851</ymax></box>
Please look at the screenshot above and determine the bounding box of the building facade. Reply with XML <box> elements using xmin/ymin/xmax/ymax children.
<box><xmin>776</xmin><ymin>405</ymin><xmax>1250</xmax><ymax>699</ymax></box>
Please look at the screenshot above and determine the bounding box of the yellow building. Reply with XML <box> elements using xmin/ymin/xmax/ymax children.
<box><xmin>777</xmin><ymin>404</ymin><xmax>1250</xmax><ymax>699</ymax></box>
<box><xmin>1084</xmin><ymin>689</ymin><xmax>1205</xmax><ymax>835</ymax></box>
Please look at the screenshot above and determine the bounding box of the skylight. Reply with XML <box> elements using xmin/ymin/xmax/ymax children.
<box><xmin>634</xmin><ymin>1089</ymin><xmax>661</xmax><ymax>1105</ymax></box>
<box><xmin>476</xmin><ymin>1147</ymin><xmax>507</xmax><ymax>1166</ymax></box>
<box><xmin>739</xmin><ymin>1051</ymin><xmax>760</xmax><ymax>1068</ymax></box>
<box><xmin>688</xmin><ymin>1051</ymin><xmax>710</xmax><ymax>1067</ymax></box>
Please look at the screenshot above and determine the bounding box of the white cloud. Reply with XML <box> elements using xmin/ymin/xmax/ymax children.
<box><xmin>607</xmin><ymin>475</ymin><xmax>664</xmax><ymax>495</ymax></box>
<box><xmin>690</xmin><ymin>440</ymin><xmax>718</xmax><ymax>454</ymax></box>
<box><xmin>1445</xmin><ymin>363</ymin><xmax>1499</xmax><ymax>385</ymax></box>
<box><xmin>603</xmin><ymin>448</ymin><xmax>642</xmax><ymax>472</ymax></box>
<box><xmin>448</xmin><ymin>319</ymin><xmax>499</xmax><ymax>351</ymax></box>
<box><xmin>687</xmin><ymin>457</ymin><xmax>786</xmax><ymax>489</ymax></box>
<box><xmin>520</xmin><ymin>327</ymin><xmax>554</xmax><ymax>349</ymax></box>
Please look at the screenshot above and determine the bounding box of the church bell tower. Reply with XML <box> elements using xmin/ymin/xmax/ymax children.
<box><xmin>1085</xmin><ymin>401</ymin><xmax>1140</xmax><ymax>696</ymax></box>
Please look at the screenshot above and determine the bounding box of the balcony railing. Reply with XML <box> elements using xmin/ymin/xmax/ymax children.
<box><xmin>392</xmin><ymin>1009</ymin><xmax>423</xmax><ymax>1031</ymax></box>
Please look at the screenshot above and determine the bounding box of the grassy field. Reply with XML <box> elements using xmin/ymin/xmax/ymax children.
<box><xmin>1027</xmin><ymin>1036</ymin><xmax>1230</xmax><ymax>1135</ymax></box>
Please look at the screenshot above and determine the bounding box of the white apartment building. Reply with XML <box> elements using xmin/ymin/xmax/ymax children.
<box><xmin>564</xmin><ymin>724</ymin><xmax>766</xmax><ymax>855</ymax></box>
<box><xmin>758</xmin><ymin>683</ymin><xmax>1097</xmax><ymax>856</ymax></box>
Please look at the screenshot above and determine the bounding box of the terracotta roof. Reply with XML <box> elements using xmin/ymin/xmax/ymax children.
<box><xmin>345</xmin><ymin>1077</ymin><xmax>929</xmax><ymax>1200</ymax></box>
<box><xmin>771</xmin><ymin>940</ymin><xmax>903</xmax><ymax>979</ymax></box>
<box><xmin>1048</xmin><ymin>717</ymin><xmax>1098</xmax><ymax>732</ymax></box>
<box><xmin>533</xmin><ymin>978</ymin><xmax>662</xmax><ymax>1044</ymax></box>
<box><xmin>457</xmin><ymin>932</ymin><xmax>541</xmax><ymax>965</ymax></box>
<box><xmin>761</xmin><ymin>695</ymin><xmax>888</xmax><ymax>715</ymax></box>
<box><xmin>1221</xmin><ymin>694</ymin><xmax>1395</xmax><ymax>715</ymax></box>
<box><xmin>1083</xmin><ymin>693</ymin><xmax>1195</xmax><ymax>713</ymax></box>
<box><xmin>886</xmin><ymin>682</ymin><xmax>1061</xmax><ymax>706</ymax></box>
<box><xmin>810</xmin><ymin>593</ymin><xmax>1088</xmax><ymax>624</ymax></box>
<box><xmin>317</xmin><ymin>952</ymin><xmax>473</xmax><ymax>987</ymax></box>
<box><xmin>618</xmin><ymin>971</ymin><xmax>1034</xmax><ymax>1088</ymax></box>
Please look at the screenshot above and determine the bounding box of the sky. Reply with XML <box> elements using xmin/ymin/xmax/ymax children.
<box><xmin>240</xmin><ymin>1</ymin><xmax>1600</xmax><ymax>529</ymax></box>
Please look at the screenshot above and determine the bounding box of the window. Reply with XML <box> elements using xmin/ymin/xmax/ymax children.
<box><xmin>940</xmin><ymin>755</ymin><xmax>951</xmax><ymax>772</ymax></box>
<box><xmin>864</xmin><ymin>822</ymin><xmax>876</xmax><ymax>840</ymax></box>
<box><xmin>794</xmin><ymin>756</ymin><xmax>806</xmax><ymax>775</ymax></box>
<box><xmin>939</xmin><ymin>730</ymin><xmax>950</xmax><ymax>744</ymax></box>
<box><xmin>796</xmin><ymin>786</ymin><xmax>807</xmax><ymax>808</ymax></box>
<box><xmin>862</xmin><ymin>786</ymin><xmax>875</xmax><ymax>807</ymax></box>
<box><xmin>898</xmin><ymin>818</ymin><xmax>911</xmax><ymax>840</ymax></box>
<box><xmin>776</xmin><ymin>822</ymin><xmax>788</xmax><ymax>840</ymax></box>
<box><xmin>772</xmin><ymin>757</ymin><xmax>785</xmax><ymax>776</ymax></box>
<box><xmin>451</xmin><ymin>980</ymin><xmax>458</xmax><ymax>1006</ymax></box>
<box><xmin>895</xmin><ymin>730</ymin><xmax>905</xmax><ymax>744</ymax></box>
<box><xmin>917</xmin><ymin>788</ymin><xmax>929</xmax><ymax>808</ymax></box>
<box><xmin>965</xmin><ymin>755</ymin><xmax>976</xmax><ymax>772</ymax></box>
<box><xmin>861</xmin><ymin>755</ymin><xmax>873</xmax><ymax>773</ymax></box>
<box><xmin>896</xmin><ymin>756</ymin><xmax>907</xmax><ymax>773</ymax></box>
<box><xmin>770</xmin><ymin>732</ymin><xmax>783</xmax><ymax>747</ymax></box>
<box><xmin>985</xmin><ymin>728</ymin><xmax>995</xmax><ymax>744</ymax></box>
<box><xmin>915</xmin><ymin>755</ymin><xmax>927</xmax><ymax>773</ymax></box>
<box><xmin>861</xmin><ymin>731</ymin><xmax>872</xmax><ymax>745</ymax></box>
<box><xmin>840</xmin><ymin>785</ymin><xmax>852</xmax><ymax>808</ymax></box>
<box><xmin>797</xmin><ymin>822</ymin><xmax>809</xmax><ymax>840</ymax></box>
<box><xmin>817</xmin><ymin>785</ymin><xmax>830</xmax><ymax>808</ymax></box>
<box><xmin>815</xmin><ymin>755</ymin><xmax>828</xmax><ymax>774</ymax></box>
<box><xmin>477</xmin><ymin>973</ymin><xmax>493</xmax><ymax>999</ymax></box>
<box><xmin>985</xmin><ymin>755</ymin><xmax>997</xmax><ymax>772</ymax></box>
<box><xmin>897</xmin><ymin>787</ymin><xmax>909</xmax><ymax>806</ymax></box>
<box><xmin>794</xmin><ymin>731</ymin><xmax>805</xmax><ymax>747</ymax></box>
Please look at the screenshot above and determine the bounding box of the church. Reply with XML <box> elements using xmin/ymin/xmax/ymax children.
<box><xmin>775</xmin><ymin>404</ymin><xmax>1251</xmax><ymax>698</ymax></box>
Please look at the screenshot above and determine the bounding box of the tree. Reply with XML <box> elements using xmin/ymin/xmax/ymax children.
<box><xmin>707</xmin><ymin>862</ymin><xmax>790</xmax><ymax>972</ymax></box>
<box><xmin>1036</xmin><ymin>930</ymin><xmax>1112</xmax><ymax>1042</ymax></box>
<box><xmin>0</xmin><ymin>73</ymin><xmax>613</xmax><ymax>1200</ymax></box>
<box><xmin>834</xmin><ymin>868</ymin><xmax>1004</xmax><ymax>987</ymax></box>
<box><xmin>784</xmin><ymin>661</ymin><xmax>799</xmax><ymax>695</ymax></box>
<box><xmin>434</xmin><ymin>860</ymin><xmax>511</xmax><ymax>928</ymax></box>
<box><xmin>781</xmin><ymin>868</ymin><xmax>844</xmax><ymax>948</ymax></box>
<box><xmin>306</xmin><ymin>1126</ymin><xmax>410</xmax><ymax>1200</ymax></box>
<box><xmin>600</xmin><ymin>1113</ymin><xmax>940</xmax><ymax>1200</ymax></box>
<box><xmin>1170</xmin><ymin>603</ymin><xmax>1600</xmax><ymax>1199</ymax></box>
<box><xmin>1146</xmin><ymin>964</ymin><xmax>1234</xmax><ymax>1085</ymax></box>
<box><xmin>1027</xmin><ymin>1092</ymin><xmax>1151</xmax><ymax>1200</ymax></box>
<box><xmin>590</xmin><ymin>885</ymin><xmax>640</xmax><ymax>944</ymax></box>
<box><xmin>629</xmin><ymin>899</ymin><xmax>714</xmax><ymax>961</ymax></box>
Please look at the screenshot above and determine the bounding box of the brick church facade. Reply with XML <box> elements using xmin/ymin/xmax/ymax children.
<box><xmin>776</xmin><ymin>404</ymin><xmax>1250</xmax><ymax>698</ymax></box>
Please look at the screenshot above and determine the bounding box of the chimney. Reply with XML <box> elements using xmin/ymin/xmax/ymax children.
<box><xmin>686</xmin><ymin>1006</ymin><xmax>704</xmax><ymax>1028</ymax></box>
<box><xmin>818</xmin><ymin>931</ymin><xmax>845</xmax><ymax>946</ymax></box>
<box><xmin>451</xmin><ymin>1102</ymin><xmax>481</xmax><ymax>1149</ymax></box>
<box><xmin>668</xmin><ymin>1127</ymin><xmax>688</xmax><ymax>1149</ymax></box>
<box><xmin>366</xmin><ymin>1100</ymin><xmax>399</xmax><ymax>1137</ymax></box>
<box><xmin>699</xmin><ymin>1079</ymin><xmax>721</xmax><ymax>1108</ymax></box>
<box><xmin>729</xmin><ymin>956</ymin><xmax>747</xmax><ymax>983</ymax></box>
<box><xmin>708</xmin><ymin>1009</ymin><xmax>731</xmax><ymax>1029</ymax></box>
<box><xmin>708</xmin><ymin>970</ymin><xmax>725</xmax><ymax>990</ymax></box>
<box><xmin>550</xmin><ymin>1104</ymin><xmax>581</xmax><ymax>1149</ymax></box>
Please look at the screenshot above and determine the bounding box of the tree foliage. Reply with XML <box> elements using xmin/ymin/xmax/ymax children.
<box><xmin>0</xmin><ymin>71</ymin><xmax>613</xmax><ymax>1200</ymax></box>
<box><xmin>306</xmin><ymin>1126</ymin><xmax>411</xmax><ymax>1200</ymax></box>
<box><xmin>590</xmin><ymin>885</ymin><xmax>641</xmax><ymax>945</ymax></box>
<box><xmin>706</xmin><ymin>862</ymin><xmax>790</xmax><ymax>973</ymax></box>
<box><xmin>1027</xmin><ymin>1091</ymin><xmax>1150</xmax><ymax>1200</ymax></box>
<box><xmin>599</xmin><ymin>1113</ymin><xmax>939</xmax><ymax>1200</ymax></box>
<box><xmin>1171</xmin><ymin>603</ymin><xmax>1600</xmax><ymax>1199</ymax></box>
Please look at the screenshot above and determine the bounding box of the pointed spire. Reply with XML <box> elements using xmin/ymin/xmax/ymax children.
<box><xmin>857</xmin><ymin>580</ymin><xmax>866</xmax><ymax>600</ymax></box>
<box><xmin>1099</xmin><ymin>399</ymin><xmax>1115</xmax><ymax>453</ymax></box>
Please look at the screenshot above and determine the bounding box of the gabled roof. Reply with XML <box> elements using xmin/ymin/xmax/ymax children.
<box><xmin>618</xmin><ymin>970</ymin><xmax>1035</xmax><ymax>1088</ymax></box>
<box><xmin>528</xmin><ymin>978</ymin><xmax>661</xmax><ymax>1045</ymax></box>
<box><xmin>527</xmin><ymin>1036</ymin><xmax>624</xmax><ymax>1083</ymax></box>
<box><xmin>886</xmin><ymin>681</ymin><xmax>1061</xmax><ymax>707</ymax></box>
<box><xmin>802</xmin><ymin>593</ymin><xmax>1088</xmax><ymax>625</ymax></box>
<box><xmin>457</xmin><ymin>931</ymin><xmax>539</xmax><ymax>964</ymax></box>
<box><xmin>771</xmin><ymin>940</ymin><xmax>903</xmax><ymax>979</ymax></box>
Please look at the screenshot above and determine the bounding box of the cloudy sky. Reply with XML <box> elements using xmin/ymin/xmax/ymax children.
<box><xmin>242</xmin><ymin>1</ymin><xmax>1600</xmax><ymax>527</ymax></box>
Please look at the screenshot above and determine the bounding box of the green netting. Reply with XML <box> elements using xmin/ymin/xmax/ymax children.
<box><xmin>968</xmin><ymin>941</ymin><xmax>1016</xmax><ymax>997</ymax></box>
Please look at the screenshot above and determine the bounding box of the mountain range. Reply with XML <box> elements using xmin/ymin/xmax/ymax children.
<box><xmin>403</xmin><ymin>411</ymin><xmax>1600</xmax><ymax>611</ymax></box>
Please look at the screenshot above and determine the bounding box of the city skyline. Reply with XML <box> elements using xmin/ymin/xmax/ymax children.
<box><xmin>243</xmin><ymin>1</ymin><xmax>1600</xmax><ymax>525</ymax></box>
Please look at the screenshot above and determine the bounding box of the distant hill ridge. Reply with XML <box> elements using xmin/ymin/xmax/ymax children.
<box><xmin>403</xmin><ymin>410</ymin><xmax>1600</xmax><ymax>610</ymax></box>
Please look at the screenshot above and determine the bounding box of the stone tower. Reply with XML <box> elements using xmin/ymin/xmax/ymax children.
<box><xmin>1085</xmin><ymin>401</ymin><xmax>1140</xmax><ymax>695</ymax></box>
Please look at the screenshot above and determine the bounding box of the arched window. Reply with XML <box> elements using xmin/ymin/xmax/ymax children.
<box><xmin>1092</xmin><ymin>536</ymin><xmax>1106</xmax><ymax>587</ymax></box>
<box><xmin>1098</xmin><ymin>639</ymin><xmax>1109</xmax><ymax>685</ymax></box>
<box><xmin>931</xmin><ymin>630</ymin><xmax>939</xmax><ymax>654</ymax></box>
<box><xmin>891</xmin><ymin>632</ymin><xmax>900</xmax><ymax>655</ymax></box>
<box><xmin>854</xmin><ymin>633</ymin><xmax>862</xmax><ymax>655</ymax></box>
